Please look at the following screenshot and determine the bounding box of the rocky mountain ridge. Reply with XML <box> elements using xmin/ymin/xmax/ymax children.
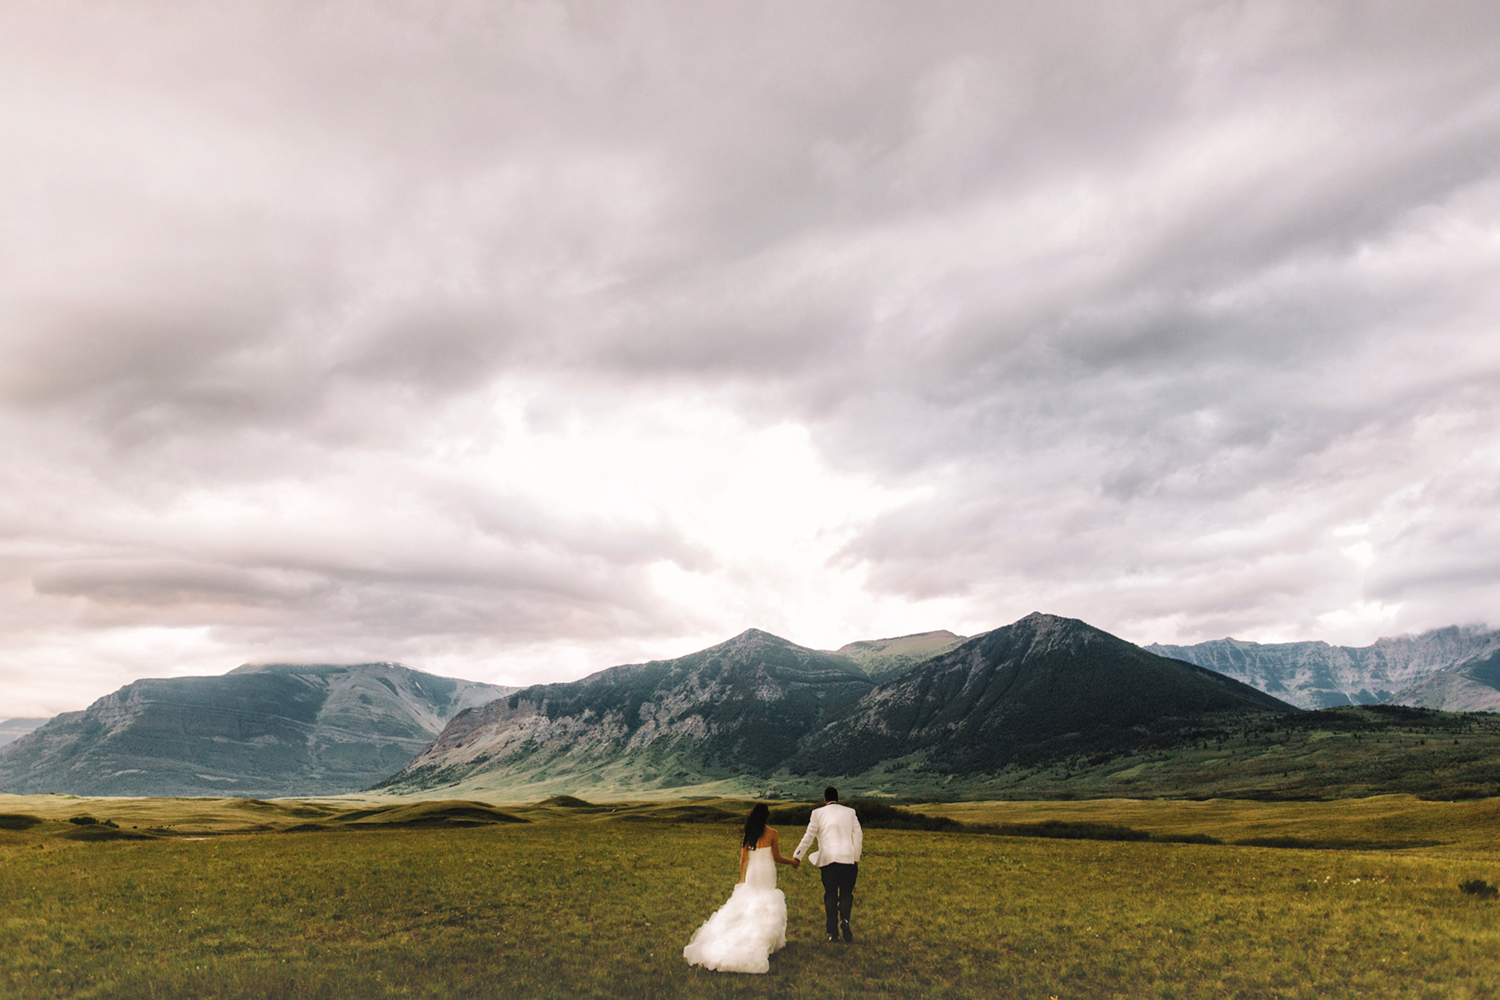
<box><xmin>794</xmin><ymin>613</ymin><xmax>1292</xmax><ymax>777</ymax></box>
<box><xmin>14</xmin><ymin>618</ymin><xmax>1497</xmax><ymax>800</ymax></box>
<box><xmin>0</xmin><ymin>662</ymin><xmax>513</xmax><ymax>797</ymax></box>
<box><xmin>0</xmin><ymin>718</ymin><xmax>48</xmax><ymax>748</ymax></box>
<box><xmin>374</xmin><ymin>629</ymin><xmax>875</xmax><ymax>798</ymax></box>
<box><xmin>1147</xmin><ymin>626</ymin><xmax>1500</xmax><ymax>711</ymax></box>
<box><xmin>377</xmin><ymin>614</ymin><xmax>1294</xmax><ymax>799</ymax></box>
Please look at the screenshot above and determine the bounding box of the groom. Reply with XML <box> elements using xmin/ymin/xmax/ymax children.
<box><xmin>793</xmin><ymin>786</ymin><xmax>863</xmax><ymax>943</ymax></box>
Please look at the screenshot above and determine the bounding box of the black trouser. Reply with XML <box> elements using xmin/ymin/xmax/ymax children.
<box><xmin>819</xmin><ymin>862</ymin><xmax>858</xmax><ymax>936</ymax></box>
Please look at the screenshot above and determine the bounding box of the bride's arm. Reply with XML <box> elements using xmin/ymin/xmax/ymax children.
<box><xmin>768</xmin><ymin>828</ymin><xmax>796</xmax><ymax>866</ymax></box>
<box><xmin>738</xmin><ymin>843</ymin><xmax>749</xmax><ymax>883</ymax></box>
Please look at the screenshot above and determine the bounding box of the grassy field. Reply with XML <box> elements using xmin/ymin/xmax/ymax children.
<box><xmin>3</xmin><ymin>794</ymin><xmax>1500</xmax><ymax>999</ymax></box>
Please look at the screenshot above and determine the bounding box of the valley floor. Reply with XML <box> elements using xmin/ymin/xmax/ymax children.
<box><xmin>2</xmin><ymin>794</ymin><xmax>1499</xmax><ymax>999</ymax></box>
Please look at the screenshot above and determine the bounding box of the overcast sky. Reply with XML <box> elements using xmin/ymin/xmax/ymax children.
<box><xmin>4</xmin><ymin>1</ymin><xmax>1500</xmax><ymax>716</ymax></box>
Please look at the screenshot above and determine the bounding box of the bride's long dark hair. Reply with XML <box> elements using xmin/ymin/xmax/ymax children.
<box><xmin>742</xmin><ymin>803</ymin><xmax>770</xmax><ymax>848</ymax></box>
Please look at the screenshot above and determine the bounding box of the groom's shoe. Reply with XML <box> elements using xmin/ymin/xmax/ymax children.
<box><xmin>840</xmin><ymin>919</ymin><xmax>853</xmax><ymax>943</ymax></box>
<box><xmin>826</xmin><ymin>933</ymin><xmax>840</xmax><ymax>943</ymax></box>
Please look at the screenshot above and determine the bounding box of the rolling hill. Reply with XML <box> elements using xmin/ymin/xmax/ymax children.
<box><xmin>0</xmin><ymin>663</ymin><xmax>512</xmax><ymax>797</ymax></box>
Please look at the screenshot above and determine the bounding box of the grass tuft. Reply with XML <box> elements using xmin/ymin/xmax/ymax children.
<box><xmin>1459</xmin><ymin>878</ymin><xmax>1499</xmax><ymax>899</ymax></box>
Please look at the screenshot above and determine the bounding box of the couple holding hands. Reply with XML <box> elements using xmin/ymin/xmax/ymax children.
<box><xmin>682</xmin><ymin>786</ymin><xmax>863</xmax><ymax>975</ymax></box>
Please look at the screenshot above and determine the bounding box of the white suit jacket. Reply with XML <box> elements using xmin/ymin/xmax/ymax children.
<box><xmin>793</xmin><ymin>802</ymin><xmax>863</xmax><ymax>866</ymax></box>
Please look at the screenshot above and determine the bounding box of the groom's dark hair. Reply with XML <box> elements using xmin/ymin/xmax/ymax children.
<box><xmin>824</xmin><ymin>786</ymin><xmax>839</xmax><ymax>802</ymax></box>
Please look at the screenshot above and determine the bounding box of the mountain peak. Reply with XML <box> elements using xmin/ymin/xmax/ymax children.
<box><xmin>376</xmin><ymin>624</ymin><xmax>876</xmax><ymax>795</ymax></box>
<box><xmin>228</xmin><ymin>661</ymin><xmax>405</xmax><ymax>676</ymax></box>
<box><xmin>836</xmin><ymin>629</ymin><xmax>964</xmax><ymax>651</ymax></box>
<box><xmin>720</xmin><ymin>627</ymin><xmax>797</xmax><ymax>648</ymax></box>
<box><xmin>792</xmin><ymin>612</ymin><xmax>1292</xmax><ymax>776</ymax></box>
<box><xmin>832</xmin><ymin>629</ymin><xmax>969</xmax><ymax>682</ymax></box>
<box><xmin>1013</xmin><ymin>611</ymin><xmax>1080</xmax><ymax>629</ymax></box>
<box><xmin>999</xmin><ymin>611</ymin><xmax>1108</xmax><ymax>649</ymax></box>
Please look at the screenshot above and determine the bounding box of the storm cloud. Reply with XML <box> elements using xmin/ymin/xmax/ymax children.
<box><xmin>4</xmin><ymin>0</ymin><xmax>1500</xmax><ymax>714</ymax></box>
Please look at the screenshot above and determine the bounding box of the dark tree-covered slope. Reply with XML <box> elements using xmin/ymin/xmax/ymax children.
<box><xmin>792</xmin><ymin>613</ymin><xmax>1295</xmax><ymax>776</ymax></box>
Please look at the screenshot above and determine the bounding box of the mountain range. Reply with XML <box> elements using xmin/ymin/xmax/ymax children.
<box><xmin>375</xmin><ymin>614</ymin><xmax>1290</xmax><ymax>799</ymax></box>
<box><xmin>0</xmin><ymin>663</ymin><xmax>511</xmax><ymax>797</ymax></box>
<box><xmin>0</xmin><ymin>629</ymin><xmax>973</xmax><ymax>799</ymax></box>
<box><xmin>1147</xmin><ymin>626</ymin><xmax>1500</xmax><ymax>711</ymax></box>
<box><xmin>9</xmin><ymin>615</ymin><xmax>1500</xmax><ymax>801</ymax></box>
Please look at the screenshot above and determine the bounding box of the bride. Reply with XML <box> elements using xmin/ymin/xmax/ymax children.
<box><xmin>683</xmin><ymin>803</ymin><xmax>800</xmax><ymax>974</ymax></box>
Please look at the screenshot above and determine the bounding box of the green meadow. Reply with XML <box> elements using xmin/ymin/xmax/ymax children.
<box><xmin>4</xmin><ymin>794</ymin><xmax>1500</xmax><ymax>999</ymax></box>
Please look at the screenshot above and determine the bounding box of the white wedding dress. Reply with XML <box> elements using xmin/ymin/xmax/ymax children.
<box><xmin>682</xmin><ymin>846</ymin><xmax>788</xmax><ymax>974</ymax></box>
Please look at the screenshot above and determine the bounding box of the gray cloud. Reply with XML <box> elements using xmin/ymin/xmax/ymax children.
<box><xmin>3</xmin><ymin>0</ymin><xmax>1500</xmax><ymax>713</ymax></box>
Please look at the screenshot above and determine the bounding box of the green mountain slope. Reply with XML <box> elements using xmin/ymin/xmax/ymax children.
<box><xmin>373</xmin><ymin>629</ymin><xmax>875</xmax><ymax>797</ymax></box>
<box><xmin>0</xmin><ymin>663</ymin><xmax>511</xmax><ymax>797</ymax></box>
<box><xmin>0</xmin><ymin>718</ymin><xmax>48</xmax><ymax>748</ymax></box>
<box><xmin>377</xmin><ymin>616</ymin><xmax>1297</xmax><ymax>800</ymax></box>
<box><xmin>828</xmin><ymin>630</ymin><xmax>968</xmax><ymax>682</ymax></box>
<box><xmin>791</xmin><ymin>613</ymin><xmax>1294</xmax><ymax>776</ymax></box>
